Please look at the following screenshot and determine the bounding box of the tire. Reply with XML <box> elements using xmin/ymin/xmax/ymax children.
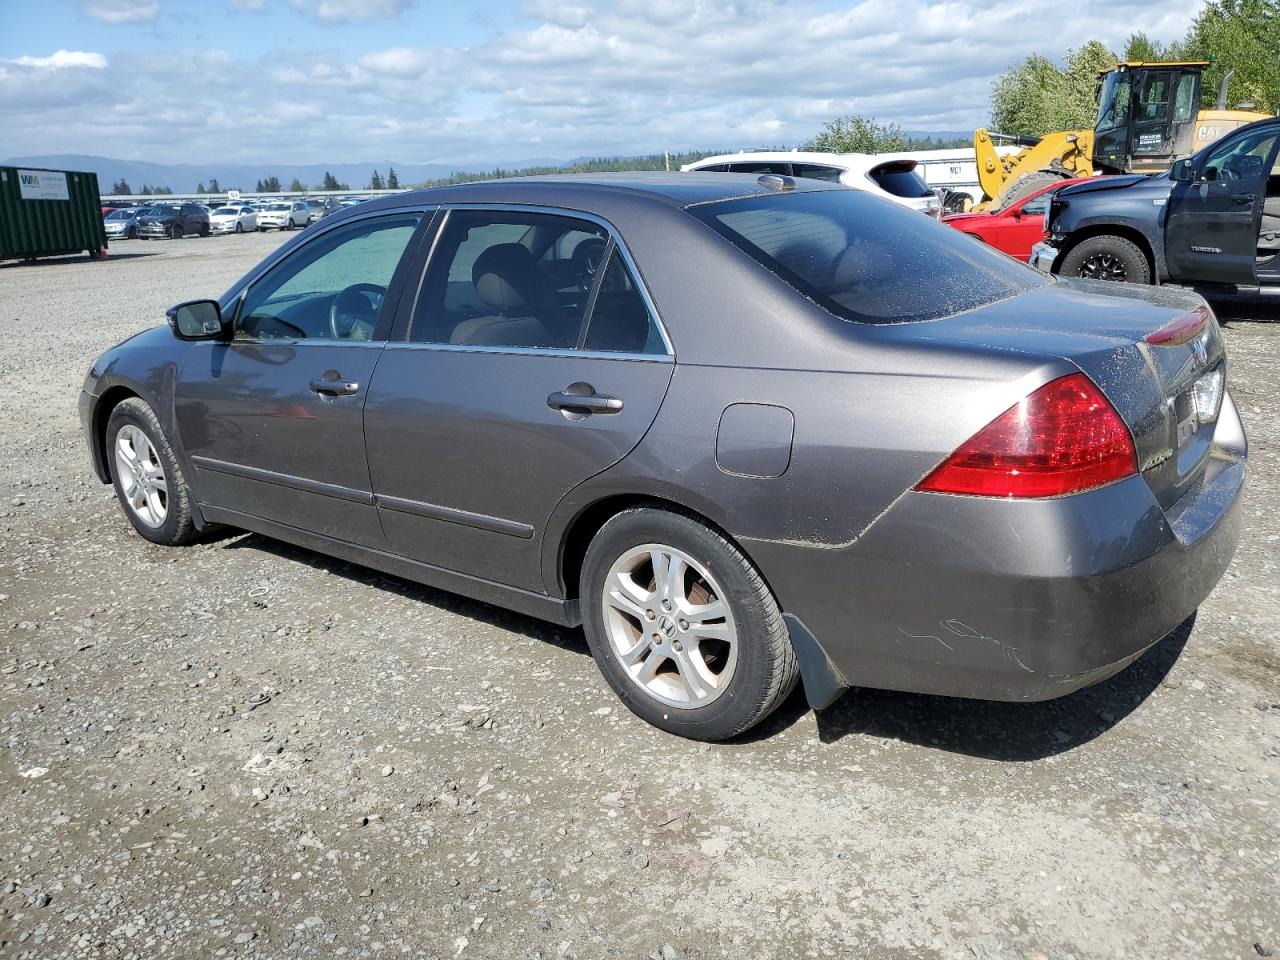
<box><xmin>991</xmin><ymin>169</ymin><xmax>1067</xmax><ymax>211</ymax></box>
<box><xmin>128</xmin><ymin>226</ymin><xmax>137</xmax><ymax>240</ymax></box>
<box><xmin>170</xmin><ymin>224</ymin><xmax>183</xmax><ymax>240</ymax></box>
<box><xmin>580</xmin><ymin>507</ymin><xmax>799</xmax><ymax>740</ymax></box>
<box><xmin>1059</xmin><ymin>235</ymin><xmax>1152</xmax><ymax>285</ymax></box>
<box><xmin>200</xmin><ymin>223</ymin><xmax>210</xmax><ymax>238</ymax></box>
<box><xmin>105</xmin><ymin>398</ymin><xmax>197</xmax><ymax>546</ymax></box>
<box><xmin>235</xmin><ymin>222</ymin><xmax>243</xmax><ymax>233</ymax></box>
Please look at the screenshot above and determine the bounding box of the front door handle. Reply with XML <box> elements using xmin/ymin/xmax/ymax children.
<box><xmin>309</xmin><ymin>376</ymin><xmax>360</xmax><ymax>396</ymax></box>
<box><xmin>547</xmin><ymin>387</ymin><xmax>624</xmax><ymax>415</ymax></box>
<box><xmin>1233</xmin><ymin>194</ymin><xmax>1256</xmax><ymax>205</ymax></box>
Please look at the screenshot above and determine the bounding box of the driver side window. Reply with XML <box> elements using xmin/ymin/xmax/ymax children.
<box><xmin>237</xmin><ymin>213</ymin><xmax>421</xmax><ymax>342</ymax></box>
<box><xmin>1201</xmin><ymin>131</ymin><xmax>1280</xmax><ymax>184</ymax></box>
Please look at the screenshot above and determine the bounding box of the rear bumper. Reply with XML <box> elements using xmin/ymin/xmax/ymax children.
<box><xmin>752</xmin><ymin>392</ymin><xmax>1246</xmax><ymax>706</ymax></box>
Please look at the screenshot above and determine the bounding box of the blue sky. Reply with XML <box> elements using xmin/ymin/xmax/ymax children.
<box><xmin>0</xmin><ymin>0</ymin><xmax>1204</xmax><ymax>167</ymax></box>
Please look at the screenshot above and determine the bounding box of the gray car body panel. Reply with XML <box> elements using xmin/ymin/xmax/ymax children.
<box><xmin>82</xmin><ymin>173</ymin><xmax>1247</xmax><ymax>710</ymax></box>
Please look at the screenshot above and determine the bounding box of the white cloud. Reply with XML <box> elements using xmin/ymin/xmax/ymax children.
<box><xmin>290</xmin><ymin>0</ymin><xmax>413</xmax><ymax>24</ymax></box>
<box><xmin>8</xmin><ymin>50</ymin><xmax>110</xmax><ymax>70</ymax></box>
<box><xmin>83</xmin><ymin>0</ymin><xmax>159</xmax><ymax>23</ymax></box>
<box><xmin>230</xmin><ymin>0</ymin><xmax>265</xmax><ymax>10</ymax></box>
<box><xmin>1</xmin><ymin>0</ymin><xmax>1208</xmax><ymax>168</ymax></box>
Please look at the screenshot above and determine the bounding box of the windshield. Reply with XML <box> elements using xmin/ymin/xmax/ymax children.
<box><xmin>106</xmin><ymin>209</ymin><xmax>133</xmax><ymax>219</ymax></box>
<box><xmin>149</xmin><ymin>206</ymin><xmax>179</xmax><ymax>217</ymax></box>
<box><xmin>266</xmin><ymin>203</ymin><xmax>290</xmax><ymax>210</ymax></box>
<box><xmin>689</xmin><ymin>189</ymin><xmax>1045</xmax><ymax>324</ymax></box>
<box><xmin>212</xmin><ymin>207</ymin><xmax>238</xmax><ymax>215</ymax></box>
<box><xmin>1096</xmin><ymin>71</ymin><xmax>1132</xmax><ymax>132</ymax></box>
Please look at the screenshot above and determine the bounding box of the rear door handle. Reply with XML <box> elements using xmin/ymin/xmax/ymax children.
<box><xmin>547</xmin><ymin>389</ymin><xmax>624</xmax><ymax>414</ymax></box>
<box><xmin>309</xmin><ymin>377</ymin><xmax>360</xmax><ymax>396</ymax></box>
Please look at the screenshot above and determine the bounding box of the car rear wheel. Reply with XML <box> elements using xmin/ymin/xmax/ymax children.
<box><xmin>580</xmin><ymin>507</ymin><xmax>798</xmax><ymax>740</ymax></box>
<box><xmin>1059</xmin><ymin>235</ymin><xmax>1151</xmax><ymax>284</ymax></box>
<box><xmin>235</xmin><ymin>222</ymin><xmax>243</xmax><ymax>233</ymax></box>
<box><xmin>106</xmin><ymin>398</ymin><xmax>197</xmax><ymax>546</ymax></box>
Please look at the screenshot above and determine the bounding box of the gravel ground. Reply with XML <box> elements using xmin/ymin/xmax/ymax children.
<box><xmin>1</xmin><ymin>234</ymin><xmax>1278</xmax><ymax>960</ymax></box>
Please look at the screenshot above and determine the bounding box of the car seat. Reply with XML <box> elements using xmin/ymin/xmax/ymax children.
<box><xmin>449</xmin><ymin>243</ymin><xmax>553</xmax><ymax>347</ymax></box>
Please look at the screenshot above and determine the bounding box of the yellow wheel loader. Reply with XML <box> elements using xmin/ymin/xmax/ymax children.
<box><xmin>973</xmin><ymin>62</ymin><xmax>1268</xmax><ymax>210</ymax></box>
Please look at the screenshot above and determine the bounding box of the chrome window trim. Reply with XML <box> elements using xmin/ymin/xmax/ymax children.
<box><xmin>407</xmin><ymin>203</ymin><xmax>675</xmax><ymax>359</ymax></box>
<box><xmin>380</xmin><ymin>341</ymin><xmax>672</xmax><ymax>363</ymax></box>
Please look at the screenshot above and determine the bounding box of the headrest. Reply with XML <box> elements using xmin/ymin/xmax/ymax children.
<box><xmin>473</xmin><ymin>243</ymin><xmax>545</xmax><ymax>310</ymax></box>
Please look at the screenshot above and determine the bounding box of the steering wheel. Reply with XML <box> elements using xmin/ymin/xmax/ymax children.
<box><xmin>329</xmin><ymin>283</ymin><xmax>385</xmax><ymax>340</ymax></box>
<box><xmin>570</xmin><ymin>238</ymin><xmax>608</xmax><ymax>294</ymax></box>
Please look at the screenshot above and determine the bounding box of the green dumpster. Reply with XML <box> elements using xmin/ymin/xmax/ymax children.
<box><xmin>0</xmin><ymin>166</ymin><xmax>109</xmax><ymax>262</ymax></box>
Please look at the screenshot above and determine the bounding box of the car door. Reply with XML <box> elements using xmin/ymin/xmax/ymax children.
<box><xmin>1165</xmin><ymin>126</ymin><xmax>1280</xmax><ymax>284</ymax></box>
<box><xmin>362</xmin><ymin>207</ymin><xmax>674</xmax><ymax>593</ymax></box>
<box><xmin>174</xmin><ymin>210</ymin><xmax>430</xmax><ymax>546</ymax></box>
<box><xmin>1000</xmin><ymin>191</ymin><xmax>1052</xmax><ymax>261</ymax></box>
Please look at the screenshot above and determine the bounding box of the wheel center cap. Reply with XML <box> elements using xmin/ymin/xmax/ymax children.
<box><xmin>658</xmin><ymin>616</ymin><xmax>677</xmax><ymax>639</ymax></box>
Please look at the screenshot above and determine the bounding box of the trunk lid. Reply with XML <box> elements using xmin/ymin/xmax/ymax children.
<box><xmin>884</xmin><ymin>277</ymin><xmax>1226</xmax><ymax>508</ymax></box>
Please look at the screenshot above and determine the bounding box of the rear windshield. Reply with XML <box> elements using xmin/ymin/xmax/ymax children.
<box><xmin>688</xmin><ymin>189</ymin><xmax>1045</xmax><ymax>324</ymax></box>
<box><xmin>868</xmin><ymin>163</ymin><xmax>933</xmax><ymax>198</ymax></box>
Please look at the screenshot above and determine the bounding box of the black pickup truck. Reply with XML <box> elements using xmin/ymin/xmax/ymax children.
<box><xmin>1032</xmin><ymin>116</ymin><xmax>1280</xmax><ymax>292</ymax></box>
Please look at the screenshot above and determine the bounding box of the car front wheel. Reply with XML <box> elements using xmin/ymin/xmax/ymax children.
<box><xmin>106</xmin><ymin>398</ymin><xmax>197</xmax><ymax>546</ymax></box>
<box><xmin>1059</xmin><ymin>235</ymin><xmax>1151</xmax><ymax>284</ymax></box>
<box><xmin>580</xmin><ymin>507</ymin><xmax>799</xmax><ymax>740</ymax></box>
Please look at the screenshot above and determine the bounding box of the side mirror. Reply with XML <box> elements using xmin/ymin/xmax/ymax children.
<box><xmin>166</xmin><ymin>299</ymin><xmax>225</xmax><ymax>340</ymax></box>
<box><xmin>1170</xmin><ymin>159</ymin><xmax>1193</xmax><ymax>182</ymax></box>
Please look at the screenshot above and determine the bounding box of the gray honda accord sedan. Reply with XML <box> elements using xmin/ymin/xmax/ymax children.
<box><xmin>80</xmin><ymin>173</ymin><xmax>1246</xmax><ymax>740</ymax></box>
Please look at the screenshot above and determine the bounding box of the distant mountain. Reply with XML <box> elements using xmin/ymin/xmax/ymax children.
<box><xmin>3</xmin><ymin>136</ymin><xmax>977</xmax><ymax>194</ymax></box>
<box><xmin>0</xmin><ymin>154</ymin><xmax>561</xmax><ymax>193</ymax></box>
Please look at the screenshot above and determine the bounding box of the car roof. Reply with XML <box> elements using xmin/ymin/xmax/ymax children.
<box><xmin>350</xmin><ymin>171</ymin><xmax>838</xmax><ymax>217</ymax></box>
<box><xmin>683</xmin><ymin>151</ymin><xmax>918</xmax><ymax>175</ymax></box>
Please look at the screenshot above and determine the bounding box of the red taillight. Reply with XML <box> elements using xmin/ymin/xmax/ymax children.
<box><xmin>916</xmin><ymin>373</ymin><xmax>1137</xmax><ymax>498</ymax></box>
<box><xmin>1145</xmin><ymin>305</ymin><xmax>1209</xmax><ymax>346</ymax></box>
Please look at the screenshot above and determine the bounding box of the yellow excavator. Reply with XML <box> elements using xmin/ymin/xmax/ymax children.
<box><xmin>972</xmin><ymin>61</ymin><xmax>1269</xmax><ymax>210</ymax></box>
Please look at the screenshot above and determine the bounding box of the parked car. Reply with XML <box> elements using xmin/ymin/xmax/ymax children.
<box><xmin>942</xmin><ymin>177</ymin><xmax>1093</xmax><ymax>261</ymax></box>
<box><xmin>683</xmin><ymin>151</ymin><xmax>941</xmax><ymax>216</ymax></box>
<box><xmin>137</xmin><ymin>203</ymin><xmax>210</xmax><ymax>240</ymax></box>
<box><xmin>1032</xmin><ymin>116</ymin><xmax>1280</xmax><ymax>289</ymax></box>
<box><xmin>103</xmin><ymin>207</ymin><xmax>145</xmax><ymax>240</ymax></box>
<box><xmin>306</xmin><ymin>197</ymin><xmax>343</xmax><ymax>223</ymax></box>
<box><xmin>80</xmin><ymin>174</ymin><xmax>1245</xmax><ymax>740</ymax></box>
<box><xmin>209</xmin><ymin>205</ymin><xmax>259</xmax><ymax>234</ymax></box>
<box><xmin>257</xmin><ymin>200</ymin><xmax>309</xmax><ymax>231</ymax></box>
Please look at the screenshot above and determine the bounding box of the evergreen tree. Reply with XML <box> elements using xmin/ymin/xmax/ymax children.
<box><xmin>111</xmin><ymin>178</ymin><xmax>132</xmax><ymax>195</ymax></box>
<box><xmin>370</xmin><ymin>169</ymin><xmax>384</xmax><ymax>190</ymax></box>
<box><xmin>207</xmin><ymin>177</ymin><xmax>221</xmax><ymax>194</ymax></box>
<box><xmin>321</xmin><ymin>171</ymin><xmax>340</xmax><ymax>191</ymax></box>
<box><xmin>387</xmin><ymin>167</ymin><xmax>399</xmax><ymax>189</ymax></box>
<box><xmin>289</xmin><ymin>177</ymin><xmax>305</xmax><ymax>193</ymax></box>
<box><xmin>196</xmin><ymin>182</ymin><xmax>206</xmax><ymax>194</ymax></box>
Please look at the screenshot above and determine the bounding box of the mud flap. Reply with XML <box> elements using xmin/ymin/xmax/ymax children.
<box><xmin>783</xmin><ymin>613</ymin><xmax>848</xmax><ymax>711</ymax></box>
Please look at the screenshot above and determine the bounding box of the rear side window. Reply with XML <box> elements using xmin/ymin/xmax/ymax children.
<box><xmin>725</xmin><ymin>161</ymin><xmax>792</xmax><ymax>175</ymax></box>
<box><xmin>689</xmin><ymin>190</ymin><xmax>1045</xmax><ymax>324</ymax></box>
<box><xmin>582</xmin><ymin>251</ymin><xmax>665</xmax><ymax>355</ymax></box>
<box><xmin>868</xmin><ymin>162</ymin><xmax>933</xmax><ymax>198</ymax></box>
<box><xmin>791</xmin><ymin>163</ymin><xmax>844</xmax><ymax>183</ymax></box>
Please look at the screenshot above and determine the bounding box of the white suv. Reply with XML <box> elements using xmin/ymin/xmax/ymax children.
<box><xmin>257</xmin><ymin>201</ymin><xmax>310</xmax><ymax>231</ymax></box>
<box><xmin>682</xmin><ymin>151</ymin><xmax>941</xmax><ymax>216</ymax></box>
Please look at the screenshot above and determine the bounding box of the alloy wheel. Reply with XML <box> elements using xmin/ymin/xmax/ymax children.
<box><xmin>114</xmin><ymin>425</ymin><xmax>168</xmax><ymax>527</ymax></box>
<box><xmin>601</xmin><ymin>543</ymin><xmax>738</xmax><ymax>708</ymax></box>
<box><xmin>1078</xmin><ymin>252</ymin><xmax>1128</xmax><ymax>282</ymax></box>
